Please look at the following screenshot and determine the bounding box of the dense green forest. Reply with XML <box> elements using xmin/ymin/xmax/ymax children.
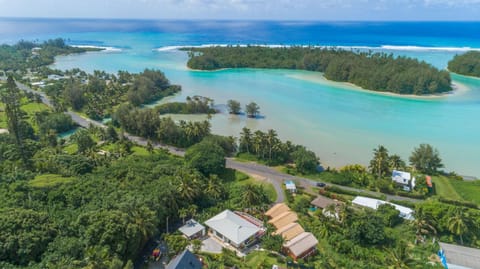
<box><xmin>186</xmin><ymin>46</ymin><xmax>452</xmax><ymax>95</ymax></box>
<box><xmin>0</xmin><ymin>39</ymin><xmax>97</xmax><ymax>71</ymax></box>
<box><xmin>42</xmin><ymin>69</ymin><xmax>181</xmax><ymax>120</ymax></box>
<box><xmin>156</xmin><ymin>96</ymin><xmax>216</xmax><ymax>115</ymax></box>
<box><xmin>0</xmin><ymin>77</ymin><xmax>273</xmax><ymax>268</ymax></box>
<box><xmin>448</xmin><ymin>51</ymin><xmax>480</xmax><ymax>77</ymax></box>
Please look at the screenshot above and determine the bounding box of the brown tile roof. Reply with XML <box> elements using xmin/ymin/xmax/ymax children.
<box><xmin>268</xmin><ymin>211</ymin><xmax>298</xmax><ymax>230</ymax></box>
<box><xmin>310</xmin><ymin>196</ymin><xmax>341</xmax><ymax>209</ymax></box>
<box><xmin>283</xmin><ymin>232</ymin><xmax>318</xmax><ymax>258</ymax></box>
<box><xmin>265</xmin><ymin>203</ymin><xmax>291</xmax><ymax>219</ymax></box>
<box><xmin>274</xmin><ymin>222</ymin><xmax>305</xmax><ymax>241</ymax></box>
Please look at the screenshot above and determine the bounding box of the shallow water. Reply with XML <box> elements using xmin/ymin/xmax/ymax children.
<box><xmin>4</xmin><ymin>19</ymin><xmax>479</xmax><ymax>176</ymax></box>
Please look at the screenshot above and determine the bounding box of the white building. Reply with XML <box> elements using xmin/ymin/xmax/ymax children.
<box><xmin>178</xmin><ymin>219</ymin><xmax>205</xmax><ymax>240</ymax></box>
<box><xmin>285</xmin><ymin>180</ymin><xmax>297</xmax><ymax>193</ymax></box>
<box><xmin>352</xmin><ymin>196</ymin><xmax>414</xmax><ymax>220</ymax></box>
<box><xmin>392</xmin><ymin>170</ymin><xmax>416</xmax><ymax>191</ymax></box>
<box><xmin>204</xmin><ymin>210</ymin><xmax>264</xmax><ymax>249</ymax></box>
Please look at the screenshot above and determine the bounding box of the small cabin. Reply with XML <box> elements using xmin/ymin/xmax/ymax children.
<box><xmin>392</xmin><ymin>170</ymin><xmax>416</xmax><ymax>191</ymax></box>
<box><xmin>285</xmin><ymin>180</ymin><xmax>297</xmax><ymax>193</ymax></box>
<box><xmin>178</xmin><ymin>219</ymin><xmax>205</xmax><ymax>240</ymax></box>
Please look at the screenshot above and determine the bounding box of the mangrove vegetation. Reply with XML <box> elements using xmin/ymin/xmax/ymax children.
<box><xmin>186</xmin><ymin>46</ymin><xmax>452</xmax><ymax>95</ymax></box>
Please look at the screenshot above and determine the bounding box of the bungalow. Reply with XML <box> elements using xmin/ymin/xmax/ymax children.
<box><xmin>166</xmin><ymin>249</ymin><xmax>203</xmax><ymax>269</ymax></box>
<box><xmin>178</xmin><ymin>219</ymin><xmax>205</xmax><ymax>240</ymax></box>
<box><xmin>285</xmin><ymin>180</ymin><xmax>297</xmax><ymax>193</ymax></box>
<box><xmin>392</xmin><ymin>170</ymin><xmax>416</xmax><ymax>191</ymax></box>
<box><xmin>283</xmin><ymin>232</ymin><xmax>318</xmax><ymax>261</ymax></box>
<box><xmin>204</xmin><ymin>210</ymin><xmax>264</xmax><ymax>250</ymax></box>
<box><xmin>310</xmin><ymin>196</ymin><xmax>342</xmax><ymax>210</ymax></box>
<box><xmin>265</xmin><ymin>203</ymin><xmax>290</xmax><ymax>219</ymax></box>
<box><xmin>352</xmin><ymin>196</ymin><xmax>414</xmax><ymax>220</ymax></box>
<box><xmin>273</xmin><ymin>222</ymin><xmax>305</xmax><ymax>241</ymax></box>
<box><xmin>268</xmin><ymin>211</ymin><xmax>298</xmax><ymax>230</ymax></box>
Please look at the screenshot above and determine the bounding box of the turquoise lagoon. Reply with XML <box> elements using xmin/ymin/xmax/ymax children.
<box><xmin>43</xmin><ymin>29</ymin><xmax>480</xmax><ymax>177</ymax></box>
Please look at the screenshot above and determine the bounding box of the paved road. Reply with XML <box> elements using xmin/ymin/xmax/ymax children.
<box><xmin>16</xmin><ymin>81</ymin><xmax>421</xmax><ymax>204</ymax></box>
<box><xmin>226</xmin><ymin>158</ymin><xmax>421</xmax><ymax>203</ymax></box>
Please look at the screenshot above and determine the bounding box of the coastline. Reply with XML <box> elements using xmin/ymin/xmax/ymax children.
<box><xmin>186</xmin><ymin>66</ymin><xmax>468</xmax><ymax>100</ymax></box>
<box><xmin>71</xmin><ymin>45</ymin><xmax>122</xmax><ymax>52</ymax></box>
<box><xmin>287</xmin><ymin>71</ymin><xmax>469</xmax><ymax>100</ymax></box>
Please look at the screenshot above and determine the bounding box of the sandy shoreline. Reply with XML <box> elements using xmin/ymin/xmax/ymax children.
<box><xmin>287</xmin><ymin>71</ymin><xmax>469</xmax><ymax>100</ymax></box>
<box><xmin>187</xmin><ymin>66</ymin><xmax>469</xmax><ymax>100</ymax></box>
<box><xmin>71</xmin><ymin>45</ymin><xmax>122</xmax><ymax>52</ymax></box>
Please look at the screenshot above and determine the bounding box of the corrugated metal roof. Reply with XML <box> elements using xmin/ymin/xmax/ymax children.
<box><xmin>178</xmin><ymin>219</ymin><xmax>205</xmax><ymax>237</ymax></box>
<box><xmin>283</xmin><ymin>232</ymin><xmax>318</xmax><ymax>257</ymax></box>
<box><xmin>166</xmin><ymin>249</ymin><xmax>202</xmax><ymax>269</ymax></box>
<box><xmin>204</xmin><ymin>210</ymin><xmax>261</xmax><ymax>246</ymax></box>
<box><xmin>352</xmin><ymin>196</ymin><xmax>414</xmax><ymax>220</ymax></box>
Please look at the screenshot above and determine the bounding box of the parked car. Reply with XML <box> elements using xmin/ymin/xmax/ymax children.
<box><xmin>316</xmin><ymin>182</ymin><xmax>326</xmax><ymax>187</ymax></box>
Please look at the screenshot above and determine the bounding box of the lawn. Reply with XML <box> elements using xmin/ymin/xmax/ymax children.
<box><xmin>29</xmin><ymin>174</ymin><xmax>74</xmax><ymax>188</ymax></box>
<box><xmin>449</xmin><ymin>179</ymin><xmax>480</xmax><ymax>205</ymax></box>
<box><xmin>433</xmin><ymin>175</ymin><xmax>462</xmax><ymax>200</ymax></box>
<box><xmin>433</xmin><ymin>175</ymin><xmax>480</xmax><ymax>205</ymax></box>
<box><xmin>21</xmin><ymin>101</ymin><xmax>49</xmax><ymax>113</ymax></box>
<box><xmin>245</xmin><ymin>251</ymin><xmax>283</xmax><ymax>268</ymax></box>
<box><xmin>131</xmin><ymin>146</ymin><xmax>150</xmax><ymax>156</ymax></box>
<box><xmin>238</xmin><ymin>177</ymin><xmax>278</xmax><ymax>203</ymax></box>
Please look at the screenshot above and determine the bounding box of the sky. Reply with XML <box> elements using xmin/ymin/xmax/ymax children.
<box><xmin>0</xmin><ymin>0</ymin><xmax>480</xmax><ymax>21</ymax></box>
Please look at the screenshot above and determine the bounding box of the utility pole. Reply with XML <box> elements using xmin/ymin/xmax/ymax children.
<box><xmin>166</xmin><ymin>216</ymin><xmax>169</xmax><ymax>234</ymax></box>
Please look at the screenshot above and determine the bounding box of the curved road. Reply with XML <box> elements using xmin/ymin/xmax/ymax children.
<box><xmin>17</xmin><ymin>81</ymin><xmax>420</xmax><ymax>204</ymax></box>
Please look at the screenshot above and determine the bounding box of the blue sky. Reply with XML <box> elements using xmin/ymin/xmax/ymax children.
<box><xmin>1</xmin><ymin>0</ymin><xmax>479</xmax><ymax>20</ymax></box>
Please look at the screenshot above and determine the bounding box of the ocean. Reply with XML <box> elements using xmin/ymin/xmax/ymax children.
<box><xmin>1</xmin><ymin>18</ymin><xmax>479</xmax><ymax>176</ymax></box>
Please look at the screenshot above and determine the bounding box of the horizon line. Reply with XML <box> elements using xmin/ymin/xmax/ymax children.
<box><xmin>1</xmin><ymin>16</ymin><xmax>480</xmax><ymax>23</ymax></box>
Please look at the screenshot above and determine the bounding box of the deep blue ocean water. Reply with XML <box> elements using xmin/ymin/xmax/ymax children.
<box><xmin>1</xmin><ymin>19</ymin><xmax>480</xmax><ymax>176</ymax></box>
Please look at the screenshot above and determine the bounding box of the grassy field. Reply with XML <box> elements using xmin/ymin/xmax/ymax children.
<box><xmin>29</xmin><ymin>174</ymin><xmax>74</xmax><ymax>188</ymax></box>
<box><xmin>433</xmin><ymin>175</ymin><xmax>480</xmax><ymax>205</ymax></box>
<box><xmin>433</xmin><ymin>176</ymin><xmax>463</xmax><ymax>200</ymax></box>
<box><xmin>237</xmin><ymin>177</ymin><xmax>278</xmax><ymax>203</ymax></box>
<box><xmin>244</xmin><ymin>251</ymin><xmax>283</xmax><ymax>268</ymax></box>
<box><xmin>449</xmin><ymin>179</ymin><xmax>480</xmax><ymax>204</ymax></box>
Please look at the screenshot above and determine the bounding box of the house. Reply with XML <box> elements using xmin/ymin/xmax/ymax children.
<box><xmin>204</xmin><ymin>210</ymin><xmax>264</xmax><ymax>250</ymax></box>
<box><xmin>352</xmin><ymin>196</ymin><xmax>414</xmax><ymax>220</ymax></box>
<box><xmin>179</xmin><ymin>219</ymin><xmax>205</xmax><ymax>240</ymax></box>
<box><xmin>285</xmin><ymin>180</ymin><xmax>297</xmax><ymax>193</ymax></box>
<box><xmin>310</xmin><ymin>196</ymin><xmax>344</xmax><ymax>219</ymax></box>
<box><xmin>392</xmin><ymin>170</ymin><xmax>416</xmax><ymax>191</ymax></box>
<box><xmin>310</xmin><ymin>196</ymin><xmax>342</xmax><ymax>210</ymax></box>
<box><xmin>283</xmin><ymin>232</ymin><xmax>318</xmax><ymax>261</ymax></box>
<box><xmin>273</xmin><ymin>222</ymin><xmax>305</xmax><ymax>241</ymax></box>
<box><xmin>166</xmin><ymin>249</ymin><xmax>203</xmax><ymax>269</ymax></box>
<box><xmin>439</xmin><ymin>242</ymin><xmax>480</xmax><ymax>269</ymax></box>
<box><xmin>268</xmin><ymin>211</ymin><xmax>298</xmax><ymax>230</ymax></box>
<box><xmin>265</xmin><ymin>203</ymin><xmax>290</xmax><ymax>219</ymax></box>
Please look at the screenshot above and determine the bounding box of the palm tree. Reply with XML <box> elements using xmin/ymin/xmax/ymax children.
<box><xmin>253</xmin><ymin>130</ymin><xmax>266</xmax><ymax>159</ymax></box>
<box><xmin>266</xmin><ymin>129</ymin><xmax>279</xmax><ymax>162</ymax></box>
<box><xmin>448</xmin><ymin>208</ymin><xmax>468</xmax><ymax>245</ymax></box>
<box><xmin>369</xmin><ymin>145</ymin><xmax>390</xmax><ymax>178</ymax></box>
<box><xmin>385</xmin><ymin>241</ymin><xmax>416</xmax><ymax>269</ymax></box>
<box><xmin>410</xmin><ymin>208</ymin><xmax>437</xmax><ymax>244</ymax></box>
<box><xmin>241</xmin><ymin>184</ymin><xmax>266</xmax><ymax>209</ymax></box>
<box><xmin>389</xmin><ymin>154</ymin><xmax>406</xmax><ymax>171</ymax></box>
<box><xmin>239</xmin><ymin>127</ymin><xmax>252</xmax><ymax>153</ymax></box>
<box><xmin>178</xmin><ymin>208</ymin><xmax>188</xmax><ymax>224</ymax></box>
<box><xmin>205</xmin><ymin>174</ymin><xmax>224</xmax><ymax>201</ymax></box>
<box><xmin>175</xmin><ymin>175</ymin><xmax>199</xmax><ymax>202</ymax></box>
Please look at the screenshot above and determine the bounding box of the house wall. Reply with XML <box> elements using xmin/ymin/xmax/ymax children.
<box><xmin>283</xmin><ymin>246</ymin><xmax>317</xmax><ymax>261</ymax></box>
